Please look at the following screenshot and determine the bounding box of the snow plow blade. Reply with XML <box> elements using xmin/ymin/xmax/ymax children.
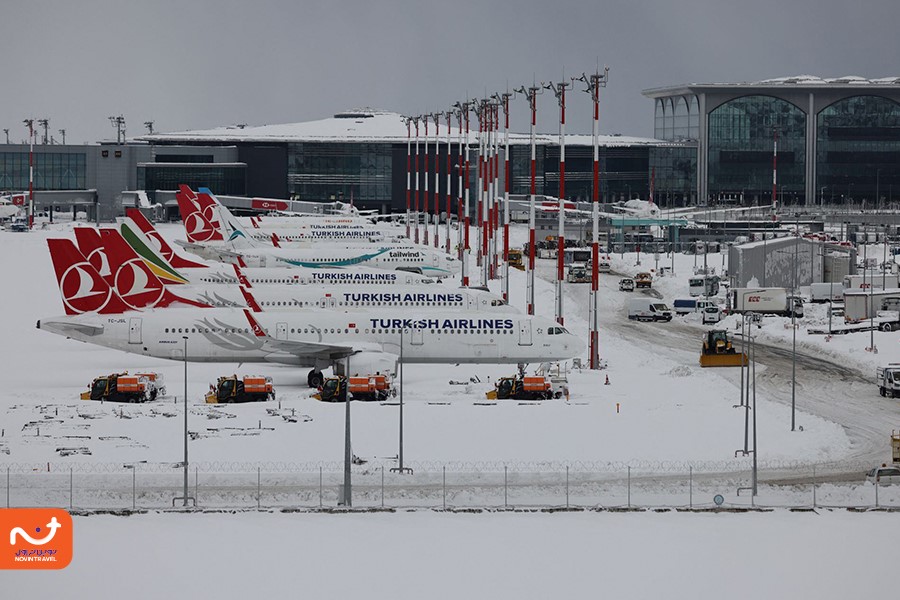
<box><xmin>699</xmin><ymin>353</ymin><xmax>748</xmax><ymax>367</ymax></box>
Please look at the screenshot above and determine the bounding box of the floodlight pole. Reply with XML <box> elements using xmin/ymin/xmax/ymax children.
<box><xmin>453</xmin><ymin>107</ymin><xmax>464</xmax><ymax>263</ymax></box>
<box><xmin>23</xmin><ymin>119</ymin><xmax>35</xmax><ymax>230</ymax></box>
<box><xmin>515</xmin><ymin>84</ymin><xmax>542</xmax><ymax>315</ymax></box>
<box><xmin>172</xmin><ymin>336</ymin><xmax>195</xmax><ymax>507</ymax></box>
<box><xmin>580</xmin><ymin>67</ymin><xmax>609</xmax><ymax>369</ymax></box>
<box><xmin>791</xmin><ymin>219</ymin><xmax>798</xmax><ymax>431</ymax></box>
<box><xmin>414</xmin><ymin>117</ymin><xmax>421</xmax><ymax>245</ymax></box>
<box><xmin>343</xmin><ymin>356</ymin><xmax>352</xmax><ymax>507</ymax></box>
<box><xmin>432</xmin><ymin>112</ymin><xmax>442</xmax><ymax>249</ymax></box>
<box><xmin>424</xmin><ymin>115</ymin><xmax>430</xmax><ymax>247</ymax></box>
<box><xmin>463</xmin><ymin>103</ymin><xmax>472</xmax><ymax>286</ymax></box>
<box><xmin>391</xmin><ymin>330</ymin><xmax>413</xmax><ymax>474</ymax></box>
<box><xmin>544</xmin><ymin>77</ymin><xmax>573</xmax><ymax>326</ymax></box>
<box><xmin>405</xmin><ymin>117</ymin><xmax>412</xmax><ymax>238</ymax></box>
<box><xmin>499</xmin><ymin>91</ymin><xmax>514</xmax><ymax>301</ymax></box>
<box><xmin>446</xmin><ymin>111</ymin><xmax>453</xmax><ymax>255</ymax></box>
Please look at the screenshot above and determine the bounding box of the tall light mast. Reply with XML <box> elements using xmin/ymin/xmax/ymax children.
<box><xmin>404</xmin><ymin>117</ymin><xmax>412</xmax><ymax>238</ymax></box>
<box><xmin>413</xmin><ymin>116</ymin><xmax>421</xmax><ymax>244</ymax></box>
<box><xmin>544</xmin><ymin>77</ymin><xmax>573</xmax><ymax>326</ymax></box>
<box><xmin>515</xmin><ymin>84</ymin><xmax>543</xmax><ymax>315</ymax></box>
<box><xmin>446</xmin><ymin>111</ymin><xmax>453</xmax><ymax>255</ymax></box>
<box><xmin>431</xmin><ymin>112</ymin><xmax>442</xmax><ymax>249</ymax></box>
<box><xmin>423</xmin><ymin>115</ymin><xmax>430</xmax><ymax>247</ymax></box>
<box><xmin>23</xmin><ymin>119</ymin><xmax>35</xmax><ymax>230</ymax></box>
<box><xmin>579</xmin><ymin>66</ymin><xmax>610</xmax><ymax>370</ymax></box>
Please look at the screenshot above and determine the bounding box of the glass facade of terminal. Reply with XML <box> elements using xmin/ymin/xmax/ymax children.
<box><xmin>816</xmin><ymin>95</ymin><xmax>900</xmax><ymax>204</ymax></box>
<box><xmin>649</xmin><ymin>145</ymin><xmax>698</xmax><ymax>206</ymax></box>
<box><xmin>287</xmin><ymin>143</ymin><xmax>392</xmax><ymax>204</ymax></box>
<box><xmin>654</xmin><ymin>96</ymin><xmax>700</xmax><ymax>140</ymax></box>
<box><xmin>137</xmin><ymin>164</ymin><xmax>246</xmax><ymax>202</ymax></box>
<box><xmin>0</xmin><ymin>152</ymin><xmax>86</xmax><ymax>190</ymax></box>
<box><xmin>510</xmin><ymin>145</ymin><xmax>650</xmax><ymax>202</ymax></box>
<box><xmin>707</xmin><ymin>95</ymin><xmax>805</xmax><ymax>204</ymax></box>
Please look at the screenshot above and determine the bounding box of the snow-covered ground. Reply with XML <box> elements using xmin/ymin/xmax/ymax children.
<box><xmin>4</xmin><ymin>510</ymin><xmax>894</xmax><ymax>600</ymax></box>
<box><xmin>3</xmin><ymin>219</ymin><xmax>899</xmax><ymax>597</ymax></box>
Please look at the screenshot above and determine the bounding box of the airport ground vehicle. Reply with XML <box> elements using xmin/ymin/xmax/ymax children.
<box><xmin>876</xmin><ymin>365</ymin><xmax>900</xmax><ymax>397</ymax></box>
<box><xmin>688</xmin><ymin>275</ymin><xmax>720</xmax><ymax>297</ymax></box>
<box><xmin>701</xmin><ymin>305</ymin><xmax>723</xmax><ymax>324</ymax></box>
<box><xmin>810</xmin><ymin>282</ymin><xmax>844</xmax><ymax>303</ymax></box>
<box><xmin>205</xmin><ymin>375</ymin><xmax>275</xmax><ymax>403</ymax></box>
<box><xmin>672</xmin><ymin>298</ymin><xmax>718</xmax><ymax>315</ymax></box>
<box><xmin>844</xmin><ymin>289</ymin><xmax>900</xmax><ymax>329</ymax></box>
<box><xmin>627</xmin><ymin>298</ymin><xmax>672</xmax><ymax>322</ymax></box>
<box><xmin>843</xmin><ymin>273</ymin><xmax>900</xmax><ymax>290</ymax></box>
<box><xmin>507</xmin><ymin>249</ymin><xmax>525</xmax><ymax>271</ymax></box>
<box><xmin>866</xmin><ymin>465</ymin><xmax>900</xmax><ymax>484</ymax></box>
<box><xmin>729</xmin><ymin>287</ymin><xmax>804</xmax><ymax>317</ymax></box>
<box><xmin>619</xmin><ymin>278</ymin><xmax>635</xmax><ymax>292</ymax></box>
<box><xmin>699</xmin><ymin>330</ymin><xmax>747</xmax><ymax>367</ymax></box>
<box><xmin>634</xmin><ymin>272</ymin><xmax>653</xmax><ymax>288</ymax></box>
<box><xmin>485</xmin><ymin>375</ymin><xmax>556</xmax><ymax>400</ymax></box>
<box><xmin>81</xmin><ymin>372</ymin><xmax>164</xmax><ymax>403</ymax></box>
<box><xmin>566</xmin><ymin>262</ymin><xmax>591</xmax><ymax>283</ymax></box>
<box><xmin>314</xmin><ymin>374</ymin><xmax>394</xmax><ymax>402</ymax></box>
<box><xmin>597</xmin><ymin>259</ymin><xmax>611</xmax><ymax>273</ymax></box>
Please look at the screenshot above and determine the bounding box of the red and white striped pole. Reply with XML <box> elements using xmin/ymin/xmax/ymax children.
<box><xmin>480</xmin><ymin>101</ymin><xmax>490</xmax><ymax>286</ymax></box>
<box><xmin>582</xmin><ymin>67</ymin><xmax>609</xmax><ymax>370</ymax></box>
<box><xmin>475</xmin><ymin>103</ymin><xmax>484</xmax><ymax>272</ymax></box>
<box><xmin>405</xmin><ymin>118</ymin><xmax>411</xmax><ymax>238</ymax></box>
<box><xmin>500</xmin><ymin>92</ymin><xmax>512</xmax><ymax>302</ymax></box>
<box><xmin>446</xmin><ymin>111</ymin><xmax>452</xmax><ymax>255</ymax></box>
<box><xmin>424</xmin><ymin>116</ymin><xmax>430</xmax><ymax>246</ymax></box>
<box><xmin>517</xmin><ymin>85</ymin><xmax>542</xmax><ymax>316</ymax></box>
<box><xmin>432</xmin><ymin>112</ymin><xmax>441</xmax><ymax>249</ymax></box>
<box><xmin>463</xmin><ymin>104</ymin><xmax>471</xmax><ymax>287</ymax></box>
<box><xmin>414</xmin><ymin>117</ymin><xmax>420</xmax><ymax>245</ymax></box>
<box><xmin>25</xmin><ymin>119</ymin><xmax>35</xmax><ymax>230</ymax></box>
<box><xmin>545</xmin><ymin>78</ymin><xmax>572</xmax><ymax>326</ymax></box>
<box><xmin>454</xmin><ymin>107</ymin><xmax>464</xmax><ymax>262</ymax></box>
<box><xmin>492</xmin><ymin>102</ymin><xmax>500</xmax><ymax>280</ymax></box>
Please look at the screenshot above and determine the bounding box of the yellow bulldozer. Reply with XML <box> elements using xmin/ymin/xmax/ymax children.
<box><xmin>507</xmin><ymin>249</ymin><xmax>525</xmax><ymax>271</ymax></box>
<box><xmin>699</xmin><ymin>330</ymin><xmax>748</xmax><ymax>367</ymax></box>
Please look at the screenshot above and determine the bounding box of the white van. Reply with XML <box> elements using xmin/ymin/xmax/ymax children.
<box><xmin>672</xmin><ymin>298</ymin><xmax>718</xmax><ymax>315</ymax></box>
<box><xmin>627</xmin><ymin>298</ymin><xmax>673</xmax><ymax>322</ymax></box>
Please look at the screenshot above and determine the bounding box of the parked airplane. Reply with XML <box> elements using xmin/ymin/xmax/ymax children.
<box><xmin>0</xmin><ymin>194</ymin><xmax>23</xmax><ymax>219</ymax></box>
<box><xmin>118</xmin><ymin>216</ymin><xmax>440</xmax><ymax>287</ymax></box>
<box><xmin>73</xmin><ymin>227</ymin><xmax>514</xmax><ymax>313</ymax></box>
<box><xmin>176</xmin><ymin>192</ymin><xmax>460</xmax><ymax>277</ymax></box>
<box><xmin>39</xmin><ymin>242</ymin><xmax>582</xmax><ymax>387</ymax></box>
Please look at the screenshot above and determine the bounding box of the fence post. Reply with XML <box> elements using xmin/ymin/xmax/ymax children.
<box><xmin>812</xmin><ymin>466</ymin><xmax>816</xmax><ymax>509</ymax></box>
<box><xmin>132</xmin><ymin>468</ymin><xmax>136</xmax><ymax>511</ymax></box>
<box><xmin>504</xmin><ymin>465</ymin><xmax>508</xmax><ymax>508</ymax></box>
<box><xmin>257</xmin><ymin>467</ymin><xmax>261</xmax><ymax>510</ymax></box>
<box><xmin>194</xmin><ymin>467</ymin><xmax>198</xmax><ymax>507</ymax></box>
<box><xmin>442</xmin><ymin>466</ymin><xmax>446</xmax><ymax>510</ymax></box>
<box><xmin>627</xmin><ymin>466</ymin><xmax>631</xmax><ymax>508</ymax></box>
<box><xmin>319</xmin><ymin>466</ymin><xmax>322</xmax><ymax>508</ymax></box>
<box><xmin>381</xmin><ymin>466</ymin><xmax>384</xmax><ymax>508</ymax></box>
<box><xmin>689</xmin><ymin>466</ymin><xmax>693</xmax><ymax>509</ymax></box>
<box><xmin>566</xmin><ymin>466</ymin><xmax>569</xmax><ymax>509</ymax></box>
<box><xmin>875</xmin><ymin>477</ymin><xmax>879</xmax><ymax>508</ymax></box>
<box><xmin>69</xmin><ymin>468</ymin><xmax>73</xmax><ymax>510</ymax></box>
<box><xmin>6</xmin><ymin>467</ymin><xmax>9</xmax><ymax>508</ymax></box>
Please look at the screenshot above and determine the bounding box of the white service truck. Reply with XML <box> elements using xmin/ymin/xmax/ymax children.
<box><xmin>843</xmin><ymin>273</ymin><xmax>900</xmax><ymax>290</ymax></box>
<box><xmin>627</xmin><ymin>298</ymin><xmax>673</xmax><ymax>322</ymax></box>
<box><xmin>809</xmin><ymin>282</ymin><xmax>844</xmax><ymax>303</ymax></box>
<box><xmin>876</xmin><ymin>365</ymin><xmax>900</xmax><ymax>397</ymax></box>
<box><xmin>729</xmin><ymin>287</ymin><xmax>804</xmax><ymax>317</ymax></box>
<box><xmin>843</xmin><ymin>288</ymin><xmax>900</xmax><ymax>330</ymax></box>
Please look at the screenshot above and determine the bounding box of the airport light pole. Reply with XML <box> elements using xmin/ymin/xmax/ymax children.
<box><xmin>173</xmin><ymin>336</ymin><xmax>195</xmax><ymax>507</ymax></box>
<box><xmin>404</xmin><ymin>117</ymin><xmax>412</xmax><ymax>238</ymax></box>
<box><xmin>544</xmin><ymin>76</ymin><xmax>573</xmax><ymax>326</ymax></box>
<box><xmin>446</xmin><ymin>111</ymin><xmax>453</xmax><ymax>255</ymax></box>
<box><xmin>23</xmin><ymin>119</ymin><xmax>35</xmax><ymax>229</ymax></box>
<box><xmin>578</xmin><ymin>66</ymin><xmax>610</xmax><ymax>370</ymax></box>
<box><xmin>424</xmin><ymin>114</ymin><xmax>430</xmax><ymax>247</ymax></box>
<box><xmin>391</xmin><ymin>330</ymin><xmax>412</xmax><ymax>474</ymax></box>
<box><xmin>514</xmin><ymin>84</ymin><xmax>543</xmax><ymax>316</ymax></box>
<box><xmin>413</xmin><ymin>116</ymin><xmax>421</xmax><ymax>245</ymax></box>
<box><xmin>343</xmin><ymin>356</ymin><xmax>352</xmax><ymax>507</ymax></box>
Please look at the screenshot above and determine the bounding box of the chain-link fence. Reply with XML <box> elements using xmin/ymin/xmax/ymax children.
<box><xmin>4</xmin><ymin>460</ymin><xmax>899</xmax><ymax>511</ymax></box>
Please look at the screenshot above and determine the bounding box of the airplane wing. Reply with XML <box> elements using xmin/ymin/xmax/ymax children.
<box><xmin>243</xmin><ymin>310</ymin><xmax>382</xmax><ymax>361</ymax></box>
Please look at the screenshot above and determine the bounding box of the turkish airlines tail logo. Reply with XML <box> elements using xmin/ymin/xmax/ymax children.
<box><xmin>177</xmin><ymin>192</ymin><xmax>223</xmax><ymax>243</ymax></box>
<box><xmin>244</xmin><ymin>309</ymin><xmax>266</xmax><ymax>337</ymax></box>
<box><xmin>47</xmin><ymin>239</ymin><xmax>130</xmax><ymax>315</ymax></box>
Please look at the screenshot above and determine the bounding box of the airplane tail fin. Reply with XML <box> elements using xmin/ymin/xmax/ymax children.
<box><xmin>97</xmin><ymin>228</ymin><xmax>211</xmax><ymax>310</ymax></box>
<box><xmin>197</xmin><ymin>188</ymin><xmax>259</xmax><ymax>250</ymax></box>
<box><xmin>244</xmin><ymin>309</ymin><xmax>267</xmax><ymax>338</ymax></box>
<box><xmin>125</xmin><ymin>208</ymin><xmax>207</xmax><ymax>269</ymax></box>
<box><xmin>119</xmin><ymin>219</ymin><xmax>190</xmax><ymax>284</ymax></box>
<box><xmin>271</xmin><ymin>232</ymin><xmax>282</xmax><ymax>248</ymax></box>
<box><xmin>176</xmin><ymin>188</ymin><xmax>224</xmax><ymax>244</ymax></box>
<box><xmin>73</xmin><ymin>227</ymin><xmax>114</xmax><ymax>285</ymax></box>
<box><xmin>47</xmin><ymin>238</ymin><xmax>131</xmax><ymax>315</ymax></box>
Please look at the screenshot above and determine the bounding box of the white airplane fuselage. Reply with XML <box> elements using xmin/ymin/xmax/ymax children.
<box><xmin>38</xmin><ymin>309</ymin><xmax>583</xmax><ymax>367</ymax></box>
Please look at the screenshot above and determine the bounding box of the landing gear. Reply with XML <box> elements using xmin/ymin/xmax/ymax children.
<box><xmin>307</xmin><ymin>369</ymin><xmax>324</xmax><ymax>388</ymax></box>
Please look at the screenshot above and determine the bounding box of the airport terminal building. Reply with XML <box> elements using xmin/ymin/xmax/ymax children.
<box><xmin>2</xmin><ymin>75</ymin><xmax>899</xmax><ymax>218</ymax></box>
<box><xmin>643</xmin><ymin>76</ymin><xmax>900</xmax><ymax>206</ymax></box>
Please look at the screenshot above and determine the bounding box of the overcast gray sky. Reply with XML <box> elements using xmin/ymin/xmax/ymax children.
<box><xmin>3</xmin><ymin>0</ymin><xmax>899</xmax><ymax>144</ymax></box>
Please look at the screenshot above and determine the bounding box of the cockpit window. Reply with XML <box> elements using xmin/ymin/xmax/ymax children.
<box><xmin>548</xmin><ymin>326</ymin><xmax>568</xmax><ymax>335</ymax></box>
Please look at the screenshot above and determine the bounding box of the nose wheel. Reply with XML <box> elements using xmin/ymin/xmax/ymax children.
<box><xmin>307</xmin><ymin>369</ymin><xmax>324</xmax><ymax>388</ymax></box>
